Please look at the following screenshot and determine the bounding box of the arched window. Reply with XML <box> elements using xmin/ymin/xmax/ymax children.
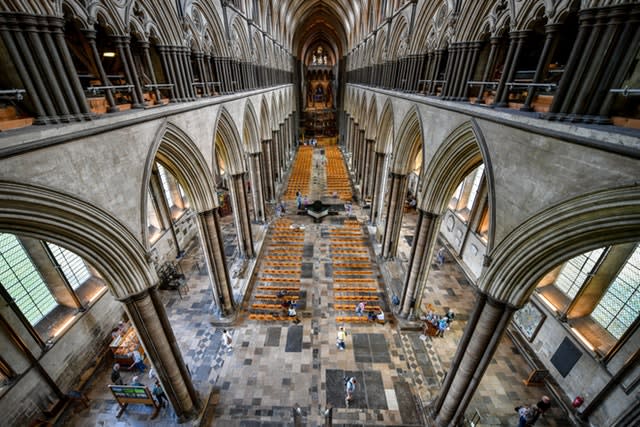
<box><xmin>0</xmin><ymin>233</ymin><xmax>57</xmax><ymax>325</ymax></box>
<box><xmin>591</xmin><ymin>245</ymin><xmax>640</xmax><ymax>339</ymax></box>
<box><xmin>555</xmin><ymin>248</ymin><xmax>605</xmax><ymax>299</ymax></box>
<box><xmin>46</xmin><ymin>243</ymin><xmax>91</xmax><ymax>289</ymax></box>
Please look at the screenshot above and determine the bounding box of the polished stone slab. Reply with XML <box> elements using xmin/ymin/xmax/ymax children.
<box><xmin>285</xmin><ymin>325</ymin><xmax>303</xmax><ymax>352</ymax></box>
<box><xmin>265</xmin><ymin>327</ymin><xmax>281</xmax><ymax>347</ymax></box>
<box><xmin>301</xmin><ymin>262</ymin><xmax>314</xmax><ymax>278</ymax></box>
<box><xmin>394</xmin><ymin>379</ymin><xmax>420</xmax><ymax>424</ymax></box>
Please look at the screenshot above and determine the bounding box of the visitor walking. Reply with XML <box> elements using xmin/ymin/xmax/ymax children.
<box><xmin>345</xmin><ymin>377</ymin><xmax>356</xmax><ymax>407</ymax></box>
<box><xmin>336</xmin><ymin>326</ymin><xmax>347</xmax><ymax>350</ymax></box>
<box><xmin>222</xmin><ymin>329</ymin><xmax>233</xmax><ymax>352</ymax></box>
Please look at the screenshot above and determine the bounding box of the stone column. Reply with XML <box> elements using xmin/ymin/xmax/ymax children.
<box><xmin>249</xmin><ymin>152</ymin><xmax>266</xmax><ymax>222</ymax></box>
<box><xmin>51</xmin><ymin>17</ymin><xmax>92</xmax><ymax>118</ymax></box>
<box><xmin>358</xmin><ymin>130</ymin><xmax>366</xmax><ymax>187</ymax></box>
<box><xmin>381</xmin><ymin>173</ymin><xmax>408</xmax><ymax>259</ymax></box>
<box><xmin>593</xmin><ymin>7</ymin><xmax>640</xmax><ymax>122</ymax></box>
<box><xmin>369</xmin><ymin>152</ymin><xmax>386</xmax><ymax>225</ymax></box>
<box><xmin>139</xmin><ymin>41</ymin><xmax>162</xmax><ymax>103</ymax></box>
<box><xmin>0</xmin><ymin>18</ymin><xmax>47</xmax><ymax>122</ymax></box>
<box><xmin>272</xmin><ymin>130</ymin><xmax>281</xmax><ymax>183</ymax></box>
<box><xmin>400</xmin><ymin>210</ymin><xmax>440</xmax><ymax>318</ymax></box>
<box><xmin>158</xmin><ymin>46</ymin><xmax>179</xmax><ymax>101</ymax></box>
<box><xmin>457</xmin><ymin>42</ymin><xmax>481</xmax><ymax>101</ymax></box>
<box><xmin>84</xmin><ymin>30</ymin><xmax>118</xmax><ymax>112</ymax></box>
<box><xmin>434</xmin><ymin>294</ymin><xmax>515</xmax><ymax>427</ymax></box>
<box><xmin>197</xmin><ymin>208</ymin><xmax>235</xmax><ymax>316</ymax></box>
<box><xmin>229</xmin><ymin>173</ymin><xmax>255</xmax><ymax>258</ymax></box>
<box><xmin>521</xmin><ymin>24</ymin><xmax>561</xmax><ymax>111</ymax></box>
<box><xmin>428</xmin><ymin>50</ymin><xmax>444</xmax><ymax>95</ymax></box>
<box><xmin>363</xmin><ymin>139</ymin><xmax>376</xmax><ymax>199</ymax></box>
<box><xmin>113</xmin><ymin>36</ymin><xmax>144</xmax><ymax>108</ymax></box>
<box><xmin>495</xmin><ymin>31</ymin><xmax>529</xmax><ymax>107</ymax></box>
<box><xmin>123</xmin><ymin>36</ymin><xmax>146</xmax><ymax>106</ymax></box>
<box><xmin>123</xmin><ymin>288</ymin><xmax>199</xmax><ymax>420</ymax></box>
<box><xmin>261</xmin><ymin>139</ymin><xmax>275</xmax><ymax>202</ymax></box>
<box><xmin>24</xmin><ymin>18</ymin><xmax>70</xmax><ymax>120</ymax></box>
<box><xmin>443</xmin><ymin>43</ymin><xmax>462</xmax><ymax>100</ymax></box>
<box><xmin>168</xmin><ymin>47</ymin><xmax>185</xmax><ymax>100</ymax></box>
<box><xmin>41</xmin><ymin>21</ymin><xmax>83</xmax><ymax>118</ymax></box>
<box><xmin>361</xmin><ymin>139</ymin><xmax>372</xmax><ymax>198</ymax></box>
<box><xmin>573</xmin><ymin>6</ymin><xmax>630</xmax><ymax>120</ymax></box>
<box><xmin>183</xmin><ymin>48</ymin><xmax>196</xmax><ymax>99</ymax></box>
<box><xmin>476</xmin><ymin>37</ymin><xmax>500</xmax><ymax>104</ymax></box>
<box><xmin>548</xmin><ymin>10</ymin><xmax>595</xmax><ymax>116</ymax></box>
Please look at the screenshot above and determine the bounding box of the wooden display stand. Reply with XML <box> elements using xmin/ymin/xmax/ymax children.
<box><xmin>108</xmin><ymin>385</ymin><xmax>160</xmax><ymax>419</ymax></box>
<box><xmin>109</xmin><ymin>327</ymin><xmax>144</xmax><ymax>368</ymax></box>
<box><xmin>523</xmin><ymin>368</ymin><xmax>548</xmax><ymax>386</ymax></box>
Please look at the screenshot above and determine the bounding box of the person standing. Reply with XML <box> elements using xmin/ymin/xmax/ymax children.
<box><xmin>152</xmin><ymin>379</ymin><xmax>168</xmax><ymax>408</ymax></box>
<box><xmin>111</xmin><ymin>363</ymin><xmax>123</xmax><ymax>385</ymax></box>
<box><xmin>222</xmin><ymin>329</ymin><xmax>233</xmax><ymax>352</ymax></box>
<box><xmin>436</xmin><ymin>247</ymin><xmax>446</xmax><ymax>265</ymax></box>
<box><xmin>336</xmin><ymin>327</ymin><xmax>347</xmax><ymax>350</ymax></box>
<box><xmin>345</xmin><ymin>377</ymin><xmax>356</xmax><ymax>407</ymax></box>
<box><xmin>130</xmin><ymin>350</ymin><xmax>147</xmax><ymax>373</ymax></box>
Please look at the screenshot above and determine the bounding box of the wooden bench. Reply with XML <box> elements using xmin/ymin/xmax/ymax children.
<box><xmin>256</xmin><ymin>285</ymin><xmax>300</xmax><ymax>291</ymax></box>
<box><xmin>334</xmin><ymin>286</ymin><xmax>378</xmax><ymax>292</ymax></box>
<box><xmin>335</xmin><ymin>295</ymin><xmax>379</xmax><ymax>301</ymax></box>
<box><xmin>336</xmin><ymin>315</ymin><xmax>384</xmax><ymax>324</ymax></box>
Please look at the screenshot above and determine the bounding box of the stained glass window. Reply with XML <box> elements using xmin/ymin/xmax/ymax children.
<box><xmin>46</xmin><ymin>243</ymin><xmax>91</xmax><ymax>289</ymax></box>
<box><xmin>592</xmin><ymin>245</ymin><xmax>640</xmax><ymax>339</ymax></box>
<box><xmin>555</xmin><ymin>248</ymin><xmax>605</xmax><ymax>298</ymax></box>
<box><xmin>0</xmin><ymin>233</ymin><xmax>57</xmax><ymax>325</ymax></box>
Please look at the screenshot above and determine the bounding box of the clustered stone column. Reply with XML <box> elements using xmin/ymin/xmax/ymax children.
<box><xmin>381</xmin><ymin>172</ymin><xmax>408</xmax><ymax>259</ymax></box>
<box><xmin>399</xmin><ymin>210</ymin><xmax>440</xmax><ymax>318</ymax></box>
<box><xmin>495</xmin><ymin>31</ymin><xmax>530</xmax><ymax>107</ymax></box>
<box><xmin>361</xmin><ymin>139</ymin><xmax>375</xmax><ymax>199</ymax></box>
<box><xmin>549</xmin><ymin>4</ymin><xmax>640</xmax><ymax>123</ymax></box>
<box><xmin>229</xmin><ymin>172</ymin><xmax>255</xmax><ymax>258</ymax></box>
<box><xmin>272</xmin><ymin>129</ymin><xmax>281</xmax><ymax>183</ymax></box>
<box><xmin>248</xmin><ymin>152</ymin><xmax>266</xmax><ymax>222</ymax></box>
<box><xmin>369</xmin><ymin>151</ymin><xmax>387</xmax><ymax>225</ymax></box>
<box><xmin>197</xmin><ymin>208</ymin><xmax>235</xmax><ymax>316</ymax></box>
<box><xmin>261</xmin><ymin>139</ymin><xmax>275</xmax><ymax>202</ymax></box>
<box><xmin>434</xmin><ymin>293</ymin><xmax>515</xmax><ymax>427</ymax></box>
<box><xmin>521</xmin><ymin>24</ymin><xmax>562</xmax><ymax>111</ymax></box>
<box><xmin>157</xmin><ymin>45</ymin><xmax>196</xmax><ymax>102</ymax></box>
<box><xmin>0</xmin><ymin>13</ymin><xmax>92</xmax><ymax>124</ymax></box>
<box><xmin>123</xmin><ymin>288</ymin><xmax>199</xmax><ymax>420</ymax></box>
<box><xmin>475</xmin><ymin>36</ymin><xmax>501</xmax><ymax>103</ymax></box>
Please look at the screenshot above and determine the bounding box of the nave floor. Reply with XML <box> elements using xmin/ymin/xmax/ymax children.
<box><xmin>56</xmin><ymin>146</ymin><xmax>572</xmax><ymax>427</ymax></box>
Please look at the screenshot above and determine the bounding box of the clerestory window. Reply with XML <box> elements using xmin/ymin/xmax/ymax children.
<box><xmin>0</xmin><ymin>233</ymin><xmax>57</xmax><ymax>325</ymax></box>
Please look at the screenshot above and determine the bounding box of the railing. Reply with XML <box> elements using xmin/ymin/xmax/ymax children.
<box><xmin>0</xmin><ymin>89</ymin><xmax>27</xmax><ymax>101</ymax></box>
<box><xmin>506</xmin><ymin>82</ymin><xmax>557</xmax><ymax>91</ymax></box>
<box><xmin>144</xmin><ymin>83</ymin><xmax>174</xmax><ymax>90</ymax></box>
<box><xmin>86</xmin><ymin>84</ymin><xmax>134</xmax><ymax>95</ymax></box>
<box><xmin>609</xmin><ymin>87</ymin><xmax>640</xmax><ymax>97</ymax></box>
<box><xmin>467</xmin><ymin>80</ymin><xmax>498</xmax><ymax>88</ymax></box>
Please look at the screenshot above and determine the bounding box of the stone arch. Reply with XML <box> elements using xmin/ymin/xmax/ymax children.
<box><xmin>0</xmin><ymin>181</ymin><xmax>153</xmax><ymax>300</ymax></box>
<box><xmin>420</xmin><ymin>120</ymin><xmax>496</xmax><ymax>251</ymax></box>
<box><xmin>375</xmin><ymin>99</ymin><xmax>395</xmax><ymax>153</ymax></box>
<box><xmin>141</xmin><ymin>120</ymin><xmax>218</xmax><ymax>245</ymax></box>
<box><xmin>481</xmin><ymin>185</ymin><xmax>640</xmax><ymax>307</ymax></box>
<box><xmin>391</xmin><ymin>107</ymin><xmax>424</xmax><ymax>175</ymax></box>
<box><xmin>243</xmin><ymin>101</ymin><xmax>261</xmax><ymax>153</ymax></box>
<box><xmin>214</xmin><ymin>107</ymin><xmax>246</xmax><ymax>175</ymax></box>
<box><xmin>365</xmin><ymin>95</ymin><xmax>378</xmax><ymax>140</ymax></box>
<box><xmin>259</xmin><ymin>96</ymin><xmax>271</xmax><ymax>141</ymax></box>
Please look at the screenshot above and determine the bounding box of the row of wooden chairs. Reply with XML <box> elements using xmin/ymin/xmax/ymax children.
<box><xmin>336</xmin><ymin>315</ymin><xmax>384</xmax><ymax>324</ymax></box>
<box><xmin>335</xmin><ymin>295</ymin><xmax>379</xmax><ymax>301</ymax></box>
<box><xmin>264</xmin><ymin>261</ymin><xmax>303</xmax><ymax>267</ymax></box>
<box><xmin>256</xmin><ymin>285</ymin><xmax>300</xmax><ymax>291</ymax></box>
<box><xmin>261</xmin><ymin>269</ymin><xmax>301</xmax><ymax>275</ymax></box>
<box><xmin>284</xmin><ymin>146</ymin><xmax>313</xmax><ymax>199</ymax></box>
<box><xmin>334</xmin><ymin>286</ymin><xmax>378</xmax><ymax>292</ymax></box>
<box><xmin>258</xmin><ymin>277</ymin><xmax>301</xmax><ymax>283</ymax></box>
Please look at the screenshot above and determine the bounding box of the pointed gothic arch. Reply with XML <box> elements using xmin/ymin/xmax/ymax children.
<box><xmin>420</xmin><ymin>120</ymin><xmax>496</xmax><ymax>251</ymax></box>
